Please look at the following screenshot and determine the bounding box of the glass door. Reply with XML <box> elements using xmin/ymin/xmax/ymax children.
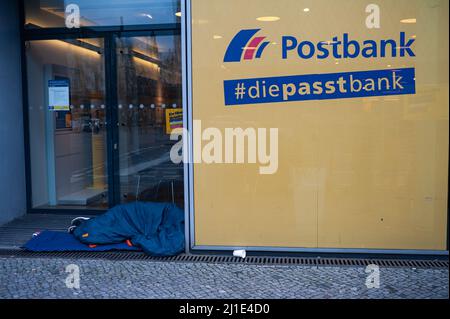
<box><xmin>25</xmin><ymin>32</ymin><xmax>183</xmax><ymax>213</ymax></box>
<box><xmin>26</xmin><ymin>38</ymin><xmax>109</xmax><ymax>210</ymax></box>
<box><xmin>115</xmin><ymin>34</ymin><xmax>183</xmax><ymax>207</ymax></box>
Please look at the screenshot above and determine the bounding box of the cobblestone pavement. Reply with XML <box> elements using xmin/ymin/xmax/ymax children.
<box><xmin>0</xmin><ymin>257</ymin><xmax>448</xmax><ymax>299</ymax></box>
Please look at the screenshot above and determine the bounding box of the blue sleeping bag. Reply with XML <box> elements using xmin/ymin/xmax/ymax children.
<box><xmin>73</xmin><ymin>202</ymin><xmax>185</xmax><ymax>256</ymax></box>
<box><xmin>23</xmin><ymin>230</ymin><xmax>141</xmax><ymax>252</ymax></box>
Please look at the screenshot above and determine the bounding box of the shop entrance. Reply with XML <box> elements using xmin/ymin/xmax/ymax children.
<box><xmin>25</xmin><ymin>30</ymin><xmax>183</xmax><ymax>213</ymax></box>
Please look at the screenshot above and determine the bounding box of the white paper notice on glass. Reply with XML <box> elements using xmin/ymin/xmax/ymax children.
<box><xmin>48</xmin><ymin>79</ymin><xmax>70</xmax><ymax>111</ymax></box>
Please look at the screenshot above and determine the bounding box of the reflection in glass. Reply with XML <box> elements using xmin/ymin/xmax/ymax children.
<box><xmin>116</xmin><ymin>35</ymin><xmax>183</xmax><ymax>207</ymax></box>
<box><xmin>26</xmin><ymin>39</ymin><xmax>108</xmax><ymax>209</ymax></box>
<box><xmin>25</xmin><ymin>0</ymin><xmax>181</xmax><ymax>28</ymax></box>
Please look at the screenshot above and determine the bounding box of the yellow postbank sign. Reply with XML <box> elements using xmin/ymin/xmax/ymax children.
<box><xmin>188</xmin><ymin>0</ymin><xmax>449</xmax><ymax>251</ymax></box>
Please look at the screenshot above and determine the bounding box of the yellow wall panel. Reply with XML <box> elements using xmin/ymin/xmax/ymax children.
<box><xmin>190</xmin><ymin>0</ymin><xmax>449</xmax><ymax>250</ymax></box>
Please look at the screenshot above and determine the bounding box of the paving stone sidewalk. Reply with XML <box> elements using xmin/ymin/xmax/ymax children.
<box><xmin>0</xmin><ymin>257</ymin><xmax>448</xmax><ymax>299</ymax></box>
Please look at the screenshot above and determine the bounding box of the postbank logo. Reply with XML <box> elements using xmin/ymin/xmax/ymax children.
<box><xmin>224</xmin><ymin>29</ymin><xmax>416</xmax><ymax>63</ymax></box>
<box><xmin>222</xmin><ymin>29</ymin><xmax>417</xmax><ymax>106</ymax></box>
<box><xmin>223</xmin><ymin>29</ymin><xmax>270</xmax><ymax>62</ymax></box>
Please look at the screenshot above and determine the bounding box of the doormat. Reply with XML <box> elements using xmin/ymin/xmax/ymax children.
<box><xmin>22</xmin><ymin>230</ymin><xmax>141</xmax><ymax>252</ymax></box>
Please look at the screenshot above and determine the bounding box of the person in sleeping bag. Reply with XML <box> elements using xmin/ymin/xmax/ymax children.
<box><xmin>68</xmin><ymin>201</ymin><xmax>185</xmax><ymax>257</ymax></box>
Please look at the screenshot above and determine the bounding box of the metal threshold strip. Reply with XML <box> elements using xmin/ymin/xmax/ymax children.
<box><xmin>0</xmin><ymin>249</ymin><xmax>448</xmax><ymax>269</ymax></box>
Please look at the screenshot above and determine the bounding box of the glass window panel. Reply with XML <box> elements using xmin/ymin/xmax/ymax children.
<box><xmin>24</xmin><ymin>0</ymin><xmax>181</xmax><ymax>29</ymax></box>
<box><xmin>116</xmin><ymin>35</ymin><xmax>183</xmax><ymax>207</ymax></box>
